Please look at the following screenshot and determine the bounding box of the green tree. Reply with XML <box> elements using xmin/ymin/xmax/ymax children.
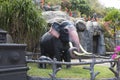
<box><xmin>104</xmin><ymin>8</ymin><xmax>120</xmax><ymax>31</ymax></box>
<box><xmin>61</xmin><ymin>0</ymin><xmax>71</xmax><ymax>10</ymax></box>
<box><xmin>104</xmin><ymin>9</ymin><xmax>120</xmax><ymax>22</ymax></box>
<box><xmin>85</xmin><ymin>0</ymin><xmax>106</xmax><ymax>17</ymax></box>
<box><xmin>45</xmin><ymin>0</ymin><xmax>61</xmax><ymax>5</ymax></box>
<box><xmin>70</xmin><ymin>0</ymin><xmax>91</xmax><ymax>16</ymax></box>
<box><xmin>0</xmin><ymin>0</ymin><xmax>47</xmax><ymax>51</ymax></box>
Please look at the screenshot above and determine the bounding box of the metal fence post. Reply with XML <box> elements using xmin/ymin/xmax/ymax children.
<box><xmin>90</xmin><ymin>56</ymin><xmax>100</xmax><ymax>80</ymax></box>
<box><xmin>49</xmin><ymin>58</ymin><xmax>61</xmax><ymax>80</ymax></box>
<box><xmin>83</xmin><ymin>55</ymin><xmax>100</xmax><ymax>80</ymax></box>
<box><xmin>116</xmin><ymin>60</ymin><xmax>120</xmax><ymax>79</ymax></box>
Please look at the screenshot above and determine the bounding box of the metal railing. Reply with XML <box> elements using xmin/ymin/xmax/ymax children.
<box><xmin>26</xmin><ymin>54</ymin><xmax>120</xmax><ymax>80</ymax></box>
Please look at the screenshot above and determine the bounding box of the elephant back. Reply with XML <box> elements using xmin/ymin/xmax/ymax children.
<box><xmin>40</xmin><ymin>32</ymin><xmax>53</xmax><ymax>42</ymax></box>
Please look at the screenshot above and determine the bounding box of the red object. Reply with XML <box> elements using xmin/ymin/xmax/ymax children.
<box><xmin>69</xmin><ymin>11</ymin><xmax>72</xmax><ymax>16</ymax></box>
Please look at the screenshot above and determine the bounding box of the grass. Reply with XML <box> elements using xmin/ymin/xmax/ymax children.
<box><xmin>27</xmin><ymin>63</ymin><xmax>115</xmax><ymax>79</ymax></box>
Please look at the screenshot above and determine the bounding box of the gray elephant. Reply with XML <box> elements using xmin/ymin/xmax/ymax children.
<box><xmin>78</xmin><ymin>20</ymin><xmax>106</xmax><ymax>55</ymax></box>
<box><xmin>75</xmin><ymin>19</ymin><xmax>88</xmax><ymax>52</ymax></box>
<box><xmin>39</xmin><ymin>20</ymin><xmax>88</xmax><ymax>68</ymax></box>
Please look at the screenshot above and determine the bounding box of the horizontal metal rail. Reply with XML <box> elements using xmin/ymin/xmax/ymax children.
<box><xmin>26</xmin><ymin>59</ymin><xmax>114</xmax><ymax>65</ymax></box>
<box><xmin>0</xmin><ymin>67</ymin><xmax>29</xmax><ymax>73</ymax></box>
<box><xmin>26</xmin><ymin>57</ymin><xmax>119</xmax><ymax>80</ymax></box>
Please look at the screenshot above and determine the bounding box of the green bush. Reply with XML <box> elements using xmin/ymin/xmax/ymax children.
<box><xmin>0</xmin><ymin>0</ymin><xmax>47</xmax><ymax>51</ymax></box>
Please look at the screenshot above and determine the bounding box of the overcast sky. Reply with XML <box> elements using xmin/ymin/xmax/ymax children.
<box><xmin>98</xmin><ymin>0</ymin><xmax>120</xmax><ymax>9</ymax></box>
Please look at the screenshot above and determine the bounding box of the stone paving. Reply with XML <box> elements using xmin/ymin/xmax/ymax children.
<box><xmin>71</xmin><ymin>58</ymin><xmax>111</xmax><ymax>67</ymax></box>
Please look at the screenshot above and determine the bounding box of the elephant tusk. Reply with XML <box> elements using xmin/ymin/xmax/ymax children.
<box><xmin>69</xmin><ymin>42</ymin><xmax>73</xmax><ymax>48</ymax></box>
<box><xmin>79</xmin><ymin>43</ymin><xmax>92</xmax><ymax>54</ymax></box>
<box><xmin>69</xmin><ymin>42</ymin><xmax>92</xmax><ymax>56</ymax></box>
<box><xmin>69</xmin><ymin>42</ymin><xmax>83</xmax><ymax>56</ymax></box>
<box><xmin>73</xmin><ymin>51</ymin><xmax>92</xmax><ymax>56</ymax></box>
<box><xmin>73</xmin><ymin>51</ymin><xmax>88</xmax><ymax>56</ymax></box>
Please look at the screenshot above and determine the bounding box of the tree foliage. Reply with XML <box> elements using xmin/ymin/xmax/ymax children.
<box><xmin>85</xmin><ymin>0</ymin><xmax>106</xmax><ymax>17</ymax></box>
<box><xmin>104</xmin><ymin>9</ymin><xmax>120</xmax><ymax>22</ymax></box>
<box><xmin>104</xmin><ymin>8</ymin><xmax>120</xmax><ymax>31</ymax></box>
<box><xmin>45</xmin><ymin>0</ymin><xmax>61</xmax><ymax>5</ymax></box>
<box><xmin>57</xmin><ymin>0</ymin><xmax>106</xmax><ymax>17</ymax></box>
<box><xmin>61</xmin><ymin>0</ymin><xmax>71</xmax><ymax>10</ymax></box>
<box><xmin>70</xmin><ymin>0</ymin><xmax>91</xmax><ymax>16</ymax></box>
<box><xmin>0</xmin><ymin>0</ymin><xmax>47</xmax><ymax>51</ymax></box>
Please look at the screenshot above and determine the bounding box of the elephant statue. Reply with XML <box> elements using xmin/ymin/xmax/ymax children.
<box><xmin>39</xmin><ymin>20</ymin><xmax>89</xmax><ymax>68</ymax></box>
<box><xmin>77</xmin><ymin>20</ymin><xmax>106</xmax><ymax>55</ymax></box>
<box><xmin>75</xmin><ymin>18</ymin><xmax>88</xmax><ymax>53</ymax></box>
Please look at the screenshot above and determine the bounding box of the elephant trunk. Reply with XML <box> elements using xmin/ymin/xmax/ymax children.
<box><xmin>68</xmin><ymin>27</ymin><xmax>81</xmax><ymax>58</ymax></box>
<box><xmin>66</xmin><ymin>23</ymin><xmax>91</xmax><ymax>58</ymax></box>
<box><xmin>68</xmin><ymin>28</ymin><xmax>91</xmax><ymax>58</ymax></box>
<box><xmin>68</xmin><ymin>27</ymin><xmax>80</xmax><ymax>52</ymax></box>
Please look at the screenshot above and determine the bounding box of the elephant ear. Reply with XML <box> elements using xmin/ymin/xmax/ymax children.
<box><xmin>75</xmin><ymin>20</ymin><xmax>86</xmax><ymax>32</ymax></box>
<box><xmin>49</xmin><ymin>22</ymin><xmax>60</xmax><ymax>38</ymax></box>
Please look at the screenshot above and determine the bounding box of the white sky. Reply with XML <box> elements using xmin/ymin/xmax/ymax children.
<box><xmin>98</xmin><ymin>0</ymin><xmax>120</xmax><ymax>9</ymax></box>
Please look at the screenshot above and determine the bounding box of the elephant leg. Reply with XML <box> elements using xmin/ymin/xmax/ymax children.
<box><xmin>38</xmin><ymin>56</ymin><xmax>47</xmax><ymax>69</ymax></box>
<box><xmin>54</xmin><ymin>52</ymin><xmax>62</xmax><ymax>68</ymax></box>
<box><xmin>39</xmin><ymin>43</ymin><xmax>47</xmax><ymax>68</ymax></box>
<box><xmin>53</xmin><ymin>40</ymin><xmax>63</xmax><ymax>68</ymax></box>
<box><xmin>54</xmin><ymin>45</ymin><xmax>62</xmax><ymax>68</ymax></box>
<box><xmin>63</xmin><ymin>51</ymin><xmax>71</xmax><ymax>68</ymax></box>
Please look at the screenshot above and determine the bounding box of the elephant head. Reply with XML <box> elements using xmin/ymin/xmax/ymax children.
<box><xmin>86</xmin><ymin>21</ymin><xmax>102</xmax><ymax>36</ymax></box>
<box><xmin>75</xmin><ymin>19</ymin><xmax>86</xmax><ymax>32</ymax></box>
<box><xmin>49</xmin><ymin>20</ymin><xmax>90</xmax><ymax>58</ymax></box>
<box><xmin>92</xmin><ymin>21</ymin><xmax>102</xmax><ymax>36</ymax></box>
